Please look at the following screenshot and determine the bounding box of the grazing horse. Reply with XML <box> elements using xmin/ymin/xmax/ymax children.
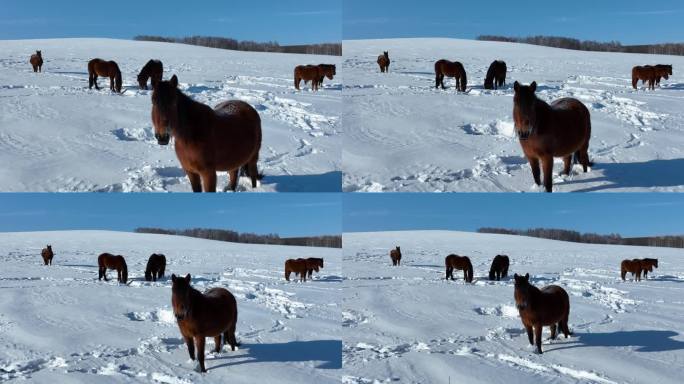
<box><xmin>41</xmin><ymin>245</ymin><xmax>54</xmax><ymax>266</ymax></box>
<box><xmin>513</xmin><ymin>81</ymin><xmax>592</xmax><ymax>192</ymax></box>
<box><xmin>171</xmin><ymin>274</ymin><xmax>238</xmax><ymax>373</ymax></box>
<box><xmin>435</xmin><ymin>59</ymin><xmax>467</xmax><ymax>91</ymax></box>
<box><xmin>641</xmin><ymin>258</ymin><xmax>658</xmax><ymax>278</ymax></box>
<box><xmin>306</xmin><ymin>257</ymin><xmax>324</xmax><ymax>278</ymax></box>
<box><xmin>316</xmin><ymin>64</ymin><xmax>336</xmax><ymax>88</ymax></box>
<box><xmin>514</xmin><ymin>273</ymin><xmax>571</xmax><ymax>354</ymax></box>
<box><xmin>620</xmin><ymin>259</ymin><xmax>645</xmax><ymax>281</ymax></box>
<box><xmin>137</xmin><ymin>59</ymin><xmax>163</xmax><ymax>90</ymax></box>
<box><xmin>390</xmin><ymin>246</ymin><xmax>401</xmax><ymax>266</ymax></box>
<box><xmin>489</xmin><ymin>254</ymin><xmax>509</xmax><ymax>280</ymax></box>
<box><xmin>285</xmin><ymin>258</ymin><xmax>309</xmax><ymax>282</ymax></box>
<box><xmin>654</xmin><ymin>64</ymin><xmax>672</xmax><ymax>87</ymax></box>
<box><xmin>97</xmin><ymin>253</ymin><xmax>128</xmax><ymax>283</ymax></box>
<box><xmin>484</xmin><ymin>60</ymin><xmax>507</xmax><ymax>90</ymax></box>
<box><xmin>29</xmin><ymin>50</ymin><xmax>43</xmax><ymax>73</ymax></box>
<box><xmin>377</xmin><ymin>51</ymin><xmax>390</xmax><ymax>73</ymax></box>
<box><xmin>151</xmin><ymin>75</ymin><xmax>262</xmax><ymax>192</ymax></box>
<box><xmin>145</xmin><ymin>253</ymin><xmax>167</xmax><ymax>281</ymax></box>
<box><xmin>445</xmin><ymin>254</ymin><xmax>473</xmax><ymax>283</ymax></box>
<box><xmin>632</xmin><ymin>65</ymin><xmax>657</xmax><ymax>90</ymax></box>
<box><xmin>88</xmin><ymin>58</ymin><xmax>122</xmax><ymax>93</ymax></box>
<box><xmin>294</xmin><ymin>65</ymin><xmax>322</xmax><ymax>91</ymax></box>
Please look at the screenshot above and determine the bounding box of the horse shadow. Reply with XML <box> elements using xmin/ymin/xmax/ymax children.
<box><xmin>61</xmin><ymin>263</ymin><xmax>98</xmax><ymax>268</ymax></box>
<box><xmin>315</xmin><ymin>275</ymin><xmax>344</xmax><ymax>283</ymax></box>
<box><xmin>552</xmin><ymin>330</ymin><xmax>684</xmax><ymax>353</ymax></box>
<box><xmin>564</xmin><ymin>158</ymin><xmax>684</xmax><ymax>192</ymax></box>
<box><xmin>661</xmin><ymin>83</ymin><xmax>684</xmax><ymax>91</ymax></box>
<box><xmin>265</xmin><ymin>171</ymin><xmax>342</xmax><ymax>192</ymax></box>
<box><xmin>208</xmin><ymin>340</ymin><xmax>341</xmax><ymax>370</ymax></box>
<box><xmin>647</xmin><ymin>275</ymin><xmax>684</xmax><ymax>283</ymax></box>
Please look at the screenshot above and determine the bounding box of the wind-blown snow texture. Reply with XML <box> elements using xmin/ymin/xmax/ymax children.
<box><xmin>343</xmin><ymin>230</ymin><xmax>684</xmax><ymax>384</ymax></box>
<box><xmin>0</xmin><ymin>39</ymin><xmax>341</xmax><ymax>192</ymax></box>
<box><xmin>0</xmin><ymin>231</ymin><xmax>341</xmax><ymax>383</ymax></box>
<box><xmin>343</xmin><ymin>38</ymin><xmax>684</xmax><ymax>192</ymax></box>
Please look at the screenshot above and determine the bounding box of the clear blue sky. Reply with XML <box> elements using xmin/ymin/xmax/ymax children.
<box><xmin>0</xmin><ymin>0</ymin><xmax>341</xmax><ymax>44</ymax></box>
<box><xmin>0</xmin><ymin>194</ymin><xmax>341</xmax><ymax>237</ymax></box>
<box><xmin>344</xmin><ymin>0</ymin><xmax>684</xmax><ymax>45</ymax></box>
<box><xmin>344</xmin><ymin>194</ymin><xmax>684</xmax><ymax>237</ymax></box>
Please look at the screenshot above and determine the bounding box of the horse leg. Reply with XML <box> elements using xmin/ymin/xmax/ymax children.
<box><xmin>248</xmin><ymin>158</ymin><xmax>259</xmax><ymax>188</ymax></box>
<box><xmin>228</xmin><ymin>169</ymin><xmax>239</xmax><ymax>192</ymax></box>
<box><xmin>541</xmin><ymin>155</ymin><xmax>554</xmax><ymax>192</ymax></box>
<box><xmin>550</xmin><ymin>324</ymin><xmax>557</xmax><ymax>340</ymax></box>
<box><xmin>214</xmin><ymin>335</ymin><xmax>222</xmax><ymax>353</ymax></box>
<box><xmin>184</xmin><ymin>335</ymin><xmax>195</xmax><ymax>360</ymax></box>
<box><xmin>225</xmin><ymin>324</ymin><xmax>238</xmax><ymax>351</ymax></box>
<box><xmin>200</xmin><ymin>171</ymin><xmax>217</xmax><ymax>192</ymax></box>
<box><xmin>98</xmin><ymin>267</ymin><xmax>103</xmax><ymax>280</ymax></box>
<box><xmin>525</xmin><ymin>325</ymin><xmax>534</xmax><ymax>345</ymax></box>
<box><xmin>285</xmin><ymin>268</ymin><xmax>291</xmax><ymax>281</ymax></box>
<box><xmin>89</xmin><ymin>73</ymin><xmax>94</xmax><ymax>89</ymax></box>
<box><xmin>621</xmin><ymin>268</ymin><xmax>626</xmax><ymax>281</ymax></box>
<box><xmin>195</xmin><ymin>336</ymin><xmax>207</xmax><ymax>372</ymax></box>
<box><xmin>185</xmin><ymin>171</ymin><xmax>202</xmax><ymax>192</ymax></box>
<box><xmin>528</xmin><ymin>157</ymin><xmax>541</xmax><ymax>186</ymax></box>
<box><xmin>534</xmin><ymin>325</ymin><xmax>543</xmax><ymax>353</ymax></box>
<box><xmin>562</xmin><ymin>155</ymin><xmax>572</xmax><ymax>176</ymax></box>
<box><xmin>561</xmin><ymin>318</ymin><xmax>572</xmax><ymax>337</ymax></box>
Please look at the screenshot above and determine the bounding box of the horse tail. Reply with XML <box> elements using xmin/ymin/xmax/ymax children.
<box><xmin>460</xmin><ymin>69</ymin><xmax>468</xmax><ymax>92</ymax></box>
<box><xmin>467</xmin><ymin>262</ymin><xmax>473</xmax><ymax>283</ymax></box>
<box><xmin>631</xmin><ymin>68</ymin><xmax>638</xmax><ymax>89</ymax></box>
<box><xmin>285</xmin><ymin>262</ymin><xmax>291</xmax><ymax>281</ymax></box>
<box><xmin>121</xmin><ymin>261</ymin><xmax>128</xmax><ymax>284</ymax></box>
<box><xmin>489</xmin><ymin>268</ymin><xmax>495</xmax><ymax>280</ymax></box>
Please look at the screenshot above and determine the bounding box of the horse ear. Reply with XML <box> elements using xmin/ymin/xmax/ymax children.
<box><xmin>514</xmin><ymin>273</ymin><xmax>519</xmax><ymax>279</ymax></box>
<box><xmin>185</xmin><ymin>273</ymin><xmax>191</xmax><ymax>282</ymax></box>
<box><xmin>530</xmin><ymin>81</ymin><xmax>537</xmax><ymax>92</ymax></box>
<box><xmin>524</xmin><ymin>273</ymin><xmax>529</xmax><ymax>281</ymax></box>
<box><xmin>513</xmin><ymin>81</ymin><xmax>520</xmax><ymax>92</ymax></box>
<box><xmin>171</xmin><ymin>274</ymin><xmax>176</xmax><ymax>282</ymax></box>
<box><xmin>170</xmin><ymin>75</ymin><xmax>178</xmax><ymax>88</ymax></box>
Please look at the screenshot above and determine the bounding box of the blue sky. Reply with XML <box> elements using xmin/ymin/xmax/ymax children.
<box><xmin>344</xmin><ymin>0</ymin><xmax>684</xmax><ymax>44</ymax></box>
<box><xmin>0</xmin><ymin>194</ymin><xmax>341</xmax><ymax>236</ymax></box>
<box><xmin>0</xmin><ymin>0</ymin><xmax>341</xmax><ymax>44</ymax></box>
<box><xmin>344</xmin><ymin>194</ymin><xmax>684</xmax><ymax>237</ymax></box>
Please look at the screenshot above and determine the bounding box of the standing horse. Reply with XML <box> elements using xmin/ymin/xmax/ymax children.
<box><xmin>29</xmin><ymin>50</ymin><xmax>43</xmax><ymax>73</ymax></box>
<box><xmin>620</xmin><ymin>259</ymin><xmax>643</xmax><ymax>281</ymax></box>
<box><xmin>641</xmin><ymin>258</ymin><xmax>658</xmax><ymax>278</ymax></box>
<box><xmin>390</xmin><ymin>246</ymin><xmax>402</xmax><ymax>266</ymax></box>
<box><xmin>435</xmin><ymin>59</ymin><xmax>467</xmax><ymax>91</ymax></box>
<box><xmin>445</xmin><ymin>254</ymin><xmax>473</xmax><ymax>283</ymax></box>
<box><xmin>484</xmin><ymin>60</ymin><xmax>507</xmax><ymax>90</ymax></box>
<box><xmin>514</xmin><ymin>273</ymin><xmax>571</xmax><ymax>354</ymax></box>
<box><xmin>41</xmin><ymin>245</ymin><xmax>54</xmax><ymax>266</ymax></box>
<box><xmin>151</xmin><ymin>75</ymin><xmax>262</xmax><ymax>192</ymax></box>
<box><xmin>171</xmin><ymin>274</ymin><xmax>239</xmax><ymax>373</ymax></box>
<box><xmin>654</xmin><ymin>65</ymin><xmax>672</xmax><ymax>87</ymax></box>
<box><xmin>306</xmin><ymin>257</ymin><xmax>324</xmax><ymax>278</ymax></box>
<box><xmin>632</xmin><ymin>66</ymin><xmax>656</xmax><ymax>90</ymax></box>
<box><xmin>285</xmin><ymin>258</ymin><xmax>309</xmax><ymax>281</ymax></box>
<box><xmin>513</xmin><ymin>81</ymin><xmax>592</xmax><ymax>192</ymax></box>
<box><xmin>377</xmin><ymin>51</ymin><xmax>390</xmax><ymax>73</ymax></box>
<box><xmin>145</xmin><ymin>253</ymin><xmax>167</xmax><ymax>281</ymax></box>
<box><xmin>489</xmin><ymin>254</ymin><xmax>509</xmax><ymax>280</ymax></box>
<box><xmin>88</xmin><ymin>58</ymin><xmax>122</xmax><ymax>93</ymax></box>
<box><xmin>97</xmin><ymin>253</ymin><xmax>128</xmax><ymax>283</ymax></box>
<box><xmin>316</xmin><ymin>64</ymin><xmax>336</xmax><ymax>88</ymax></box>
<box><xmin>137</xmin><ymin>59</ymin><xmax>163</xmax><ymax>90</ymax></box>
<box><xmin>294</xmin><ymin>65</ymin><xmax>322</xmax><ymax>91</ymax></box>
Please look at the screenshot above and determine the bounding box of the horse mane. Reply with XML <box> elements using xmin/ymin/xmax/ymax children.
<box><xmin>172</xmin><ymin>89</ymin><xmax>215</xmax><ymax>142</ymax></box>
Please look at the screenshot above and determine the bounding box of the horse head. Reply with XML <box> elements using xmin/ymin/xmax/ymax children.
<box><xmin>513</xmin><ymin>81</ymin><xmax>538</xmax><ymax>140</ymax></box>
<box><xmin>151</xmin><ymin>75</ymin><xmax>180</xmax><ymax>145</ymax></box>
<box><xmin>171</xmin><ymin>273</ymin><xmax>192</xmax><ymax>321</ymax></box>
<box><xmin>513</xmin><ymin>273</ymin><xmax>531</xmax><ymax>310</ymax></box>
<box><xmin>137</xmin><ymin>73</ymin><xmax>148</xmax><ymax>90</ymax></box>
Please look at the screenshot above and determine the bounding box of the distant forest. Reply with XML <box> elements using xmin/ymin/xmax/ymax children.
<box><xmin>477</xmin><ymin>35</ymin><xmax>684</xmax><ymax>56</ymax></box>
<box><xmin>133</xmin><ymin>35</ymin><xmax>342</xmax><ymax>56</ymax></box>
<box><xmin>134</xmin><ymin>227</ymin><xmax>342</xmax><ymax>248</ymax></box>
<box><xmin>477</xmin><ymin>227</ymin><xmax>684</xmax><ymax>249</ymax></box>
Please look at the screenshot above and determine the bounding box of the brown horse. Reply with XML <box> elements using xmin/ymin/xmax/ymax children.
<box><xmin>171</xmin><ymin>274</ymin><xmax>238</xmax><ymax>373</ymax></box>
<box><xmin>632</xmin><ymin>65</ymin><xmax>658</xmax><ymax>90</ymax></box>
<box><xmin>390</xmin><ymin>246</ymin><xmax>401</xmax><ymax>266</ymax></box>
<box><xmin>514</xmin><ymin>273</ymin><xmax>571</xmax><ymax>354</ymax></box>
<box><xmin>489</xmin><ymin>254</ymin><xmax>509</xmax><ymax>280</ymax></box>
<box><xmin>641</xmin><ymin>258</ymin><xmax>658</xmax><ymax>278</ymax></box>
<box><xmin>151</xmin><ymin>75</ymin><xmax>262</xmax><ymax>192</ymax></box>
<box><xmin>97</xmin><ymin>253</ymin><xmax>128</xmax><ymax>283</ymax></box>
<box><xmin>621</xmin><ymin>259</ymin><xmax>643</xmax><ymax>281</ymax></box>
<box><xmin>306</xmin><ymin>257</ymin><xmax>324</xmax><ymax>278</ymax></box>
<box><xmin>41</xmin><ymin>245</ymin><xmax>54</xmax><ymax>266</ymax></box>
<box><xmin>316</xmin><ymin>64</ymin><xmax>336</xmax><ymax>88</ymax></box>
<box><xmin>145</xmin><ymin>253</ymin><xmax>167</xmax><ymax>282</ymax></box>
<box><xmin>484</xmin><ymin>60</ymin><xmax>507</xmax><ymax>90</ymax></box>
<box><xmin>137</xmin><ymin>59</ymin><xmax>163</xmax><ymax>90</ymax></box>
<box><xmin>285</xmin><ymin>258</ymin><xmax>309</xmax><ymax>281</ymax></box>
<box><xmin>435</xmin><ymin>59</ymin><xmax>467</xmax><ymax>91</ymax></box>
<box><xmin>654</xmin><ymin>65</ymin><xmax>672</xmax><ymax>87</ymax></box>
<box><xmin>88</xmin><ymin>58</ymin><xmax>122</xmax><ymax>93</ymax></box>
<box><xmin>445</xmin><ymin>254</ymin><xmax>473</xmax><ymax>283</ymax></box>
<box><xmin>513</xmin><ymin>81</ymin><xmax>592</xmax><ymax>192</ymax></box>
<box><xmin>377</xmin><ymin>51</ymin><xmax>390</xmax><ymax>73</ymax></box>
<box><xmin>294</xmin><ymin>65</ymin><xmax>322</xmax><ymax>91</ymax></box>
<box><xmin>29</xmin><ymin>50</ymin><xmax>43</xmax><ymax>73</ymax></box>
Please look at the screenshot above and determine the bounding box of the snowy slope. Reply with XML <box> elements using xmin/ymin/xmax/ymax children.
<box><xmin>0</xmin><ymin>231</ymin><xmax>341</xmax><ymax>383</ymax></box>
<box><xmin>342</xmin><ymin>230</ymin><xmax>684</xmax><ymax>384</ymax></box>
<box><xmin>343</xmin><ymin>38</ymin><xmax>684</xmax><ymax>192</ymax></box>
<box><xmin>0</xmin><ymin>38</ymin><xmax>341</xmax><ymax>192</ymax></box>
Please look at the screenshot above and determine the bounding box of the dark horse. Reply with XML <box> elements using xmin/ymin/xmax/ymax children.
<box><xmin>513</xmin><ymin>81</ymin><xmax>592</xmax><ymax>192</ymax></box>
<box><xmin>316</xmin><ymin>64</ymin><xmax>336</xmax><ymax>88</ymax></box>
<box><xmin>151</xmin><ymin>75</ymin><xmax>262</xmax><ymax>192</ymax></box>
<box><xmin>489</xmin><ymin>254</ymin><xmax>509</xmax><ymax>280</ymax></box>
<box><xmin>435</xmin><ymin>59</ymin><xmax>467</xmax><ymax>91</ymax></box>
<box><xmin>41</xmin><ymin>245</ymin><xmax>54</xmax><ymax>266</ymax></box>
<box><xmin>137</xmin><ymin>59</ymin><xmax>163</xmax><ymax>90</ymax></box>
<box><xmin>88</xmin><ymin>58</ymin><xmax>122</xmax><ymax>93</ymax></box>
<box><xmin>97</xmin><ymin>253</ymin><xmax>128</xmax><ymax>283</ymax></box>
<box><xmin>306</xmin><ymin>257</ymin><xmax>324</xmax><ymax>278</ymax></box>
<box><xmin>285</xmin><ymin>258</ymin><xmax>309</xmax><ymax>281</ymax></box>
<box><xmin>29</xmin><ymin>50</ymin><xmax>43</xmax><ymax>73</ymax></box>
<box><xmin>294</xmin><ymin>65</ymin><xmax>322</xmax><ymax>91</ymax></box>
<box><xmin>390</xmin><ymin>246</ymin><xmax>401</xmax><ymax>266</ymax></box>
<box><xmin>145</xmin><ymin>253</ymin><xmax>167</xmax><ymax>281</ymax></box>
<box><xmin>641</xmin><ymin>258</ymin><xmax>658</xmax><ymax>278</ymax></box>
<box><xmin>654</xmin><ymin>65</ymin><xmax>673</xmax><ymax>87</ymax></box>
<box><xmin>171</xmin><ymin>274</ymin><xmax>238</xmax><ymax>373</ymax></box>
<box><xmin>377</xmin><ymin>51</ymin><xmax>390</xmax><ymax>73</ymax></box>
<box><xmin>514</xmin><ymin>273</ymin><xmax>571</xmax><ymax>354</ymax></box>
<box><xmin>445</xmin><ymin>254</ymin><xmax>473</xmax><ymax>283</ymax></box>
<box><xmin>484</xmin><ymin>60</ymin><xmax>507</xmax><ymax>90</ymax></box>
<box><xmin>621</xmin><ymin>259</ymin><xmax>643</xmax><ymax>281</ymax></box>
<box><xmin>632</xmin><ymin>65</ymin><xmax>657</xmax><ymax>90</ymax></box>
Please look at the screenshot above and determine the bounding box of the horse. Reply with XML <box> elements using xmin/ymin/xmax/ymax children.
<box><xmin>445</xmin><ymin>254</ymin><xmax>473</xmax><ymax>283</ymax></box>
<box><xmin>137</xmin><ymin>59</ymin><xmax>163</xmax><ymax>90</ymax></box>
<box><xmin>434</xmin><ymin>59</ymin><xmax>467</xmax><ymax>91</ymax></box>
<box><xmin>294</xmin><ymin>65</ymin><xmax>322</xmax><ymax>91</ymax></box>
<box><xmin>484</xmin><ymin>60</ymin><xmax>506</xmax><ymax>90</ymax></box>
<box><xmin>41</xmin><ymin>245</ymin><xmax>54</xmax><ymax>266</ymax></box>
<box><xmin>654</xmin><ymin>64</ymin><xmax>672</xmax><ymax>87</ymax></box>
<box><xmin>620</xmin><ymin>259</ymin><xmax>644</xmax><ymax>281</ymax></box>
<box><xmin>29</xmin><ymin>50</ymin><xmax>43</xmax><ymax>73</ymax></box>
<box><xmin>151</xmin><ymin>75</ymin><xmax>262</xmax><ymax>192</ymax></box>
<box><xmin>489</xmin><ymin>254</ymin><xmax>509</xmax><ymax>280</ymax></box>
<box><xmin>316</xmin><ymin>64</ymin><xmax>336</xmax><ymax>88</ymax></box>
<box><xmin>377</xmin><ymin>51</ymin><xmax>390</xmax><ymax>73</ymax></box>
<box><xmin>514</xmin><ymin>273</ymin><xmax>571</xmax><ymax>354</ymax></box>
<box><xmin>632</xmin><ymin>65</ymin><xmax>656</xmax><ymax>90</ymax></box>
<box><xmin>306</xmin><ymin>257</ymin><xmax>324</xmax><ymax>278</ymax></box>
<box><xmin>88</xmin><ymin>58</ymin><xmax>122</xmax><ymax>93</ymax></box>
<box><xmin>640</xmin><ymin>258</ymin><xmax>658</xmax><ymax>279</ymax></box>
<box><xmin>145</xmin><ymin>253</ymin><xmax>167</xmax><ymax>281</ymax></box>
<box><xmin>97</xmin><ymin>253</ymin><xmax>128</xmax><ymax>283</ymax></box>
<box><xmin>285</xmin><ymin>258</ymin><xmax>309</xmax><ymax>282</ymax></box>
<box><xmin>390</xmin><ymin>246</ymin><xmax>401</xmax><ymax>266</ymax></box>
<box><xmin>513</xmin><ymin>81</ymin><xmax>592</xmax><ymax>192</ymax></box>
<box><xmin>171</xmin><ymin>274</ymin><xmax>238</xmax><ymax>373</ymax></box>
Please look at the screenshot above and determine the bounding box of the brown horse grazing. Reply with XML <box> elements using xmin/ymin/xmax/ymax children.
<box><xmin>88</xmin><ymin>58</ymin><xmax>122</xmax><ymax>93</ymax></box>
<box><xmin>285</xmin><ymin>258</ymin><xmax>309</xmax><ymax>281</ymax></box>
<box><xmin>513</xmin><ymin>81</ymin><xmax>592</xmax><ymax>192</ymax></box>
<box><xmin>29</xmin><ymin>51</ymin><xmax>43</xmax><ymax>73</ymax></box>
<box><xmin>484</xmin><ymin>60</ymin><xmax>507</xmax><ymax>90</ymax></box>
<box><xmin>641</xmin><ymin>258</ymin><xmax>658</xmax><ymax>278</ymax></box>
<box><xmin>620</xmin><ymin>259</ymin><xmax>644</xmax><ymax>281</ymax></box>
<box><xmin>377</xmin><ymin>51</ymin><xmax>390</xmax><ymax>73</ymax></box>
<box><xmin>514</xmin><ymin>273</ymin><xmax>571</xmax><ymax>354</ymax></box>
<box><xmin>489</xmin><ymin>254</ymin><xmax>509</xmax><ymax>280</ymax></box>
<box><xmin>306</xmin><ymin>257</ymin><xmax>324</xmax><ymax>278</ymax></box>
<box><xmin>41</xmin><ymin>245</ymin><xmax>54</xmax><ymax>266</ymax></box>
<box><xmin>316</xmin><ymin>64</ymin><xmax>336</xmax><ymax>88</ymax></box>
<box><xmin>171</xmin><ymin>274</ymin><xmax>238</xmax><ymax>373</ymax></box>
<box><xmin>294</xmin><ymin>65</ymin><xmax>322</xmax><ymax>91</ymax></box>
<box><xmin>435</xmin><ymin>59</ymin><xmax>467</xmax><ymax>91</ymax></box>
<box><xmin>445</xmin><ymin>254</ymin><xmax>473</xmax><ymax>283</ymax></box>
<box><xmin>137</xmin><ymin>59</ymin><xmax>163</xmax><ymax>90</ymax></box>
<box><xmin>97</xmin><ymin>253</ymin><xmax>128</xmax><ymax>283</ymax></box>
<box><xmin>390</xmin><ymin>246</ymin><xmax>401</xmax><ymax>266</ymax></box>
<box><xmin>632</xmin><ymin>65</ymin><xmax>656</xmax><ymax>90</ymax></box>
<box><xmin>145</xmin><ymin>253</ymin><xmax>167</xmax><ymax>282</ymax></box>
<box><xmin>654</xmin><ymin>65</ymin><xmax>672</xmax><ymax>87</ymax></box>
<box><xmin>151</xmin><ymin>75</ymin><xmax>262</xmax><ymax>192</ymax></box>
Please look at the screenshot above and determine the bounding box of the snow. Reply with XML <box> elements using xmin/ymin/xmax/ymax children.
<box><xmin>342</xmin><ymin>230</ymin><xmax>684</xmax><ymax>384</ymax></box>
<box><xmin>342</xmin><ymin>38</ymin><xmax>684</xmax><ymax>192</ymax></box>
<box><xmin>0</xmin><ymin>38</ymin><xmax>341</xmax><ymax>192</ymax></box>
<box><xmin>0</xmin><ymin>231</ymin><xmax>341</xmax><ymax>383</ymax></box>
